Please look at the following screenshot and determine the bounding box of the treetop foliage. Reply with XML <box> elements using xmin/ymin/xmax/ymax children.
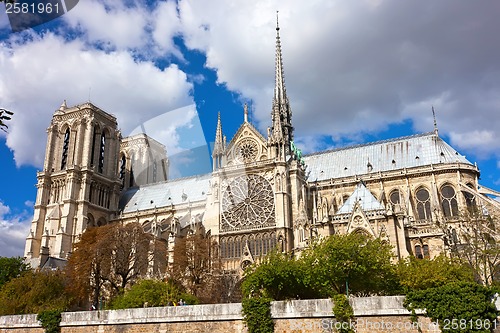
<box><xmin>0</xmin><ymin>256</ymin><xmax>30</xmax><ymax>289</ymax></box>
<box><xmin>0</xmin><ymin>270</ymin><xmax>70</xmax><ymax>316</ymax></box>
<box><xmin>404</xmin><ymin>282</ymin><xmax>498</xmax><ymax>333</ymax></box>
<box><xmin>108</xmin><ymin>279</ymin><xmax>198</xmax><ymax>310</ymax></box>
<box><xmin>242</xmin><ymin>233</ymin><xmax>400</xmax><ymax>301</ymax></box>
<box><xmin>397</xmin><ymin>254</ymin><xmax>475</xmax><ymax>292</ymax></box>
<box><xmin>300</xmin><ymin>233</ymin><xmax>399</xmax><ymax>297</ymax></box>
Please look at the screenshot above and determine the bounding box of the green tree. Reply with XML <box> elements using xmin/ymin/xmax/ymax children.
<box><xmin>241</xmin><ymin>297</ymin><xmax>274</xmax><ymax>333</ymax></box>
<box><xmin>241</xmin><ymin>250</ymin><xmax>319</xmax><ymax>300</ymax></box>
<box><xmin>0</xmin><ymin>270</ymin><xmax>70</xmax><ymax>315</ymax></box>
<box><xmin>404</xmin><ymin>282</ymin><xmax>498</xmax><ymax>333</ymax></box>
<box><xmin>0</xmin><ymin>256</ymin><xmax>30</xmax><ymax>289</ymax></box>
<box><xmin>109</xmin><ymin>279</ymin><xmax>198</xmax><ymax>310</ymax></box>
<box><xmin>397</xmin><ymin>254</ymin><xmax>474</xmax><ymax>292</ymax></box>
<box><xmin>301</xmin><ymin>233</ymin><xmax>399</xmax><ymax>297</ymax></box>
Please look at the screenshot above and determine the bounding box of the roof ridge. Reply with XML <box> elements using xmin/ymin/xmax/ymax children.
<box><xmin>304</xmin><ymin>132</ymin><xmax>435</xmax><ymax>157</ymax></box>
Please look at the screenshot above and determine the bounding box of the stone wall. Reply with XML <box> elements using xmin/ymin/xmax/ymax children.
<box><xmin>1</xmin><ymin>296</ymin><xmax>498</xmax><ymax>333</ymax></box>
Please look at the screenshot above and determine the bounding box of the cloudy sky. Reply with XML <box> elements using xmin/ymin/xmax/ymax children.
<box><xmin>0</xmin><ymin>0</ymin><xmax>499</xmax><ymax>257</ymax></box>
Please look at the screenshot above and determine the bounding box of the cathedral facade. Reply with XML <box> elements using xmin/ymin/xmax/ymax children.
<box><xmin>25</xmin><ymin>24</ymin><xmax>500</xmax><ymax>272</ymax></box>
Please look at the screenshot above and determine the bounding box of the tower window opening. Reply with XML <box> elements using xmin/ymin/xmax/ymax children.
<box><xmin>119</xmin><ymin>155</ymin><xmax>126</xmax><ymax>188</ymax></box>
<box><xmin>61</xmin><ymin>128</ymin><xmax>70</xmax><ymax>170</ymax></box>
<box><xmin>98</xmin><ymin>132</ymin><xmax>106</xmax><ymax>173</ymax></box>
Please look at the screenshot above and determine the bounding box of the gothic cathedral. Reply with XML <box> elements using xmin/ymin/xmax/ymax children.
<box><xmin>25</xmin><ymin>22</ymin><xmax>500</xmax><ymax>272</ymax></box>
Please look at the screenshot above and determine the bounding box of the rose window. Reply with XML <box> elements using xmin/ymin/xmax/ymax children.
<box><xmin>221</xmin><ymin>174</ymin><xmax>275</xmax><ymax>231</ymax></box>
<box><xmin>235</xmin><ymin>138</ymin><xmax>258</xmax><ymax>163</ymax></box>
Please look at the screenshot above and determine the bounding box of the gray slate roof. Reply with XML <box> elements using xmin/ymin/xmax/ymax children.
<box><xmin>120</xmin><ymin>174</ymin><xmax>211</xmax><ymax>213</ymax></box>
<box><xmin>303</xmin><ymin>133</ymin><xmax>472</xmax><ymax>182</ymax></box>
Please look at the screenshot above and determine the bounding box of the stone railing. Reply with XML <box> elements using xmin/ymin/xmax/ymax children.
<box><xmin>1</xmin><ymin>296</ymin><xmax>499</xmax><ymax>333</ymax></box>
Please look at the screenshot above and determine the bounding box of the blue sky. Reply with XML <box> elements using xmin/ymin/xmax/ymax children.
<box><xmin>0</xmin><ymin>0</ymin><xmax>499</xmax><ymax>257</ymax></box>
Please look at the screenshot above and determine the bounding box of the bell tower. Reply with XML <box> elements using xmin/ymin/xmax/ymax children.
<box><xmin>25</xmin><ymin>101</ymin><xmax>121</xmax><ymax>268</ymax></box>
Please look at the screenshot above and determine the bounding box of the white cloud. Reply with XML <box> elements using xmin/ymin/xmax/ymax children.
<box><xmin>151</xmin><ymin>1</ymin><xmax>183</xmax><ymax>58</ymax></box>
<box><xmin>2</xmin><ymin>0</ymin><xmax>500</xmax><ymax>170</ymax></box>
<box><xmin>63</xmin><ymin>0</ymin><xmax>149</xmax><ymax>51</ymax></box>
<box><xmin>177</xmin><ymin>0</ymin><xmax>500</xmax><ymax>159</ymax></box>
<box><xmin>449</xmin><ymin>130</ymin><xmax>500</xmax><ymax>158</ymax></box>
<box><xmin>0</xmin><ymin>32</ymin><xmax>193</xmax><ymax>167</ymax></box>
<box><xmin>0</xmin><ymin>201</ymin><xmax>31</xmax><ymax>258</ymax></box>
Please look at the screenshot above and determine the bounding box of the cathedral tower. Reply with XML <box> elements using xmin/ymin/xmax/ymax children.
<box><xmin>25</xmin><ymin>102</ymin><xmax>121</xmax><ymax>268</ymax></box>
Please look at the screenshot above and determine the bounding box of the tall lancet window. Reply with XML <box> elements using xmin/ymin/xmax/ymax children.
<box><xmin>61</xmin><ymin>128</ymin><xmax>70</xmax><ymax>170</ymax></box>
<box><xmin>129</xmin><ymin>153</ymin><xmax>135</xmax><ymax>187</ymax></box>
<box><xmin>119</xmin><ymin>154</ymin><xmax>126</xmax><ymax>189</ymax></box>
<box><xmin>98</xmin><ymin>132</ymin><xmax>106</xmax><ymax>173</ymax></box>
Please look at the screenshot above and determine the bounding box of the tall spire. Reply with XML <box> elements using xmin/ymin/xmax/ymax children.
<box><xmin>213</xmin><ymin>112</ymin><xmax>225</xmax><ymax>171</ymax></box>
<box><xmin>432</xmin><ymin>106</ymin><xmax>439</xmax><ymax>136</ymax></box>
<box><xmin>274</xmin><ymin>11</ymin><xmax>286</xmax><ymax>105</ymax></box>
<box><xmin>270</xmin><ymin>11</ymin><xmax>293</xmax><ymax>154</ymax></box>
<box><xmin>213</xmin><ymin>112</ymin><xmax>224</xmax><ymax>156</ymax></box>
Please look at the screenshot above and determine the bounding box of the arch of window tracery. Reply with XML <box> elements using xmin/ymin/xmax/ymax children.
<box><xmin>440</xmin><ymin>184</ymin><xmax>459</xmax><ymax>218</ymax></box>
<box><xmin>414</xmin><ymin>243</ymin><xmax>430</xmax><ymax>259</ymax></box>
<box><xmin>389</xmin><ymin>189</ymin><xmax>401</xmax><ymax>205</ymax></box>
<box><xmin>415</xmin><ymin>187</ymin><xmax>432</xmax><ymax>221</ymax></box>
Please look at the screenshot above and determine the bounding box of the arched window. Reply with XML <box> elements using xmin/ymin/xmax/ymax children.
<box><xmin>423</xmin><ymin>244</ymin><xmax>430</xmax><ymax>259</ymax></box>
<box><xmin>415</xmin><ymin>188</ymin><xmax>432</xmax><ymax>221</ymax></box>
<box><xmin>463</xmin><ymin>184</ymin><xmax>476</xmax><ymax>213</ymax></box>
<box><xmin>98</xmin><ymin>132</ymin><xmax>106</xmax><ymax>173</ymax></box>
<box><xmin>61</xmin><ymin>128</ymin><xmax>70</xmax><ymax>170</ymax></box>
<box><xmin>119</xmin><ymin>154</ymin><xmax>126</xmax><ymax>188</ymax></box>
<box><xmin>90</xmin><ymin>127</ymin><xmax>98</xmax><ymax>167</ymax></box>
<box><xmin>415</xmin><ymin>244</ymin><xmax>423</xmax><ymax>259</ymax></box>
<box><xmin>129</xmin><ymin>153</ymin><xmax>135</xmax><ymax>187</ymax></box>
<box><xmin>389</xmin><ymin>189</ymin><xmax>400</xmax><ymax>205</ymax></box>
<box><xmin>440</xmin><ymin>184</ymin><xmax>458</xmax><ymax>217</ymax></box>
